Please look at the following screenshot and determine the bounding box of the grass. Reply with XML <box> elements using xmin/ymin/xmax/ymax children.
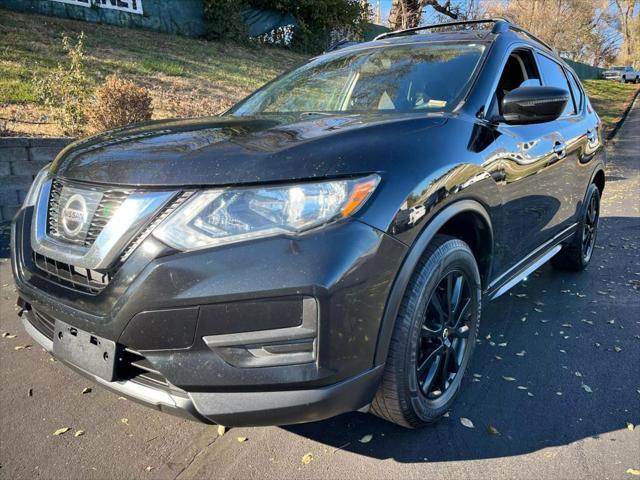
<box><xmin>583</xmin><ymin>80</ymin><xmax>639</xmax><ymax>137</ymax></box>
<box><xmin>0</xmin><ymin>9</ymin><xmax>306</xmax><ymax>136</ymax></box>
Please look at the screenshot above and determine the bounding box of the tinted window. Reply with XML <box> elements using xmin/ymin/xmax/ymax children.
<box><xmin>230</xmin><ymin>43</ymin><xmax>486</xmax><ymax>115</ymax></box>
<box><xmin>536</xmin><ymin>53</ymin><xmax>575</xmax><ymax>115</ymax></box>
<box><xmin>566</xmin><ymin>71</ymin><xmax>583</xmax><ymax>113</ymax></box>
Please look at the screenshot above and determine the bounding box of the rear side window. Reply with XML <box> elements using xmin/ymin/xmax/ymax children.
<box><xmin>566</xmin><ymin>71</ymin><xmax>584</xmax><ymax>113</ymax></box>
<box><xmin>535</xmin><ymin>53</ymin><xmax>575</xmax><ymax>116</ymax></box>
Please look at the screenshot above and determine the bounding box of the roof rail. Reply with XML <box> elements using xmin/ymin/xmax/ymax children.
<box><xmin>373</xmin><ymin>17</ymin><xmax>555</xmax><ymax>52</ymax></box>
<box><xmin>373</xmin><ymin>18</ymin><xmax>508</xmax><ymax>41</ymax></box>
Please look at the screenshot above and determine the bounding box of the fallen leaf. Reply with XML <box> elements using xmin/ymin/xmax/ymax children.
<box><xmin>517</xmin><ymin>386</ymin><xmax>528</xmax><ymax>390</ymax></box>
<box><xmin>487</xmin><ymin>425</ymin><xmax>500</xmax><ymax>435</ymax></box>
<box><xmin>460</xmin><ymin>417</ymin><xmax>474</xmax><ymax>428</ymax></box>
<box><xmin>498</xmin><ymin>342</ymin><xmax>507</xmax><ymax>347</ymax></box>
<box><xmin>627</xmin><ymin>469</ymin><xmax>640</xmax><ymax>476</ymax></box>
<box><xmin>81</xmin><ymin>387</ymin><xmax>92</xmax><ymax>394</ymax></box>
<box><xmin>359</xmin><ymin>434</ymin><xmax>373</xmax><ymax>443</ymax></box>
<box><xmin>556</xmin><ymin>391</ymin><xmax>563</xmax><ymax>396</ymax></box>
<box><xmin>614</xmin><ymin>346</ymin><xmax>623</xmax><ymax>352</ymax></box>
<box><xmin>627</xmin><ymin>422</ymin><xmax>635</xmax><ymax>431</ymax></box>
<box><xmin>53</xmin><ymin>427</ymin><xmax>71</xmax><ymax>436</ymax></box>
<box><xmin>27</xmin><ymin>388</ymin><xmax>33</xmax><ymax>397</ymax></box>
<box><xmin>494</xmin><ymin>355</ymin><xmax>502</xmax><ymax>361</ymax></box>
<box><xmin>502</xmin><ymin>376</ymin><xmax>516</xmax><ymax>382</ymax></box>
<box><xmin>302</xmin><ymin>453</ymin><xmax>314</xmax><ymax>465</ymax></box>
<box><xmin>217</xmin><ymin>425</ymin><xmax>226</xmax><ymax>436</ymax></box>
<box><xmin>13</xmin><ymin>345</ymin><xmax>31</xmax><ymax>351</ymax></box>
<box><xmin>121</xmin><ymin>418</ymin><xmax>129</xmax><ymax>426</ymax></box>
<box><xmin>237</xmin><ymin>436</ymin><xmax>248</xmax><ymax>442</ymax></box>
<box><xmin>145</xmin><ymin>466</ymin><xmax>153</xmax><ymax>472</ymax></box>
<box><xmin>515</xmin><ymin>350</ymin><xmax>526</xmax><ymax>357</ymax></box>
<box><xmin>527</xmin><ymin>392</ymin><xmax>535</xmax><ymax>397</ymax></box>
<box><xmin>2</xmin><ymin>333</ymin><xmax>16</xmax><ymax>339</ymax></box>
<box><xmin>74</xmin><ymin>430</ymin><xmax>85</xmax><ymax>437</ymax></box>
<box><xmin>581</xmin><ymin>384</ymin><xmax>593</xmax><ymax>393</ymax></box>
<box><xmin>472</xmin><ymin>373</ymin><xmax>482</xmax><ymax>378</ymax></box>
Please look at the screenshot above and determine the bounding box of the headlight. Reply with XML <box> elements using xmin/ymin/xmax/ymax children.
<box><xmin>153</xmin><ymin>175</ymin><xmax>380</xmax><ymax>251</ymax></box>
<box><xmin>23</xmin><ymin>164</ymin><xmax>51</xmax><ymax>208</ymax></box>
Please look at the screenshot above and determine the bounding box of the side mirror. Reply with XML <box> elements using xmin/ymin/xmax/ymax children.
<box><xmin>501</xmin><ymin>86</ymin><xmax>569</xmax><ymax>125</ymax></box>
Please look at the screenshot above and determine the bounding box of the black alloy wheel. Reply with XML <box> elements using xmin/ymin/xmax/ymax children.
<box><xmin>416</xmin><ymin>269</ymin><xmax>473</xmax><ymax>403</ymax></box>
<box><xmin>552</xmin><ymin>183</ymin><xmax>601</xmax><ymax>271</ymax></box>
<box><xmin>582</xmin><ymin>191</ymin><xmax>599</xmax><ymax>262</ymax></box>
<box><xmin>372</xmin><ymin>235</ymin><xmax>481</xmax><ymax>428</ymax></box>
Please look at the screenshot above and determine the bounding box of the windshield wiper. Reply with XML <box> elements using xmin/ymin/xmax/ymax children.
<box><xmin>299</xmin><ymin>111</ymin><xmax>336</xmax><ymax>117</ymax></box>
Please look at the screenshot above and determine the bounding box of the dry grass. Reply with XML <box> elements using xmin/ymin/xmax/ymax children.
<box><xmin>0</xmin><ymin>9</ymin><xmax>306</xmax><ymax>136</ymax></box>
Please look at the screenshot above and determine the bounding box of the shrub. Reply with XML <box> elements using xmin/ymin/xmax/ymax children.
<box><xmin>203</xmin><ymin>0</ymin><xmax>248</xmax><ymax>41</ymax></box>
<box><xmin>202</xmin><ymin>0</ymin><xmax>367</xmax><ymax>53</ymax></box>
<box><xmin>33</xmin><ymin>33</ymin><xmax>90</xmax><ymax>136</ymax></box>
<box><xmin>88</xmin><ymin>75</ymin><xmax>153</xmax><ymax>133</ymax></box>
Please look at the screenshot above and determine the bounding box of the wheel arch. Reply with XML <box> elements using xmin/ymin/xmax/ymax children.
<box><xmin>592</xmin><ymin>168</ymin><xmax>605</xmax><ymax>195</ymax></box>
<box><xmin>373</xmin><ymin>199</ymin><xmax>493</xmax><ymax>367</ymax></box>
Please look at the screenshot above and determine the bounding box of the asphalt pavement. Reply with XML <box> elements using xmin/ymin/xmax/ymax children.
<box><xmin>1</xmin><ymin>101</ymin><xmax>638</xmax><ymax>479</ymax></box>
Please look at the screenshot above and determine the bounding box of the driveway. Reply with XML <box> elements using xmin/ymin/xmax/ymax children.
<box><xmin>1</xmin><ymin>101</ymin><xmax>638</xmax><ymax>479</ymax></box>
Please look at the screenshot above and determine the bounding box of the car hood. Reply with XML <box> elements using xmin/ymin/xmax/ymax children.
<box><xmin>51</xmin><ymin>113</ymin><xmax>446</xmax><ymax>187</ymax></box>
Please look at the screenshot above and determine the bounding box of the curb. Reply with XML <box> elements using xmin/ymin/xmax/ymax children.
<box><xmin>606</xmin><ymin>87</ymin><xmax>640</xmax><ymax>141</ymax></box>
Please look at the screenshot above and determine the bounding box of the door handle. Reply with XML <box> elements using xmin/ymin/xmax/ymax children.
<box><xmin>552</xmin><ymin>141</ymin><xmax>567</xmax><ymax>159</ymax></box>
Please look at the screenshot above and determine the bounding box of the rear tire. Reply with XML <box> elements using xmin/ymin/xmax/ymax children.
<box><xmin>371</xmin><ymin>235</ymin><xmax>481</xmax><ymax>428</ymax></box>
<box><xmin>552</xmin><ymin>183</ymin><xmax>600</xmax><ymax>271</ymax></box>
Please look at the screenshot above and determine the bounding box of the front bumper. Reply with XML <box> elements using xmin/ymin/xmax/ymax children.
<box><xmin>12</xmin><ymin>206</ymin><xmax>406</xmax><ymax>425</ymax></box>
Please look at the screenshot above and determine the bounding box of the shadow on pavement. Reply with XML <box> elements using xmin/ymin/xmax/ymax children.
<box><xmin>284</xmin><ymin>215</ymin><xmax>640</xmax><ymax>463</ymax></box>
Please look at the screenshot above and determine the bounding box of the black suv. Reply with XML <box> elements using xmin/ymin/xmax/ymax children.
<box><xmin>12</xmin><ymin>19</ymin><xmax>605</xmax><ymax>428</ymax></box>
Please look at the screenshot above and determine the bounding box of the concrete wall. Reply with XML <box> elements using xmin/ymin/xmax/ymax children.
<box><xmin>0</xmin><ymin>137</ymin><xmax>73</xmax><ymax>222</ymax></box>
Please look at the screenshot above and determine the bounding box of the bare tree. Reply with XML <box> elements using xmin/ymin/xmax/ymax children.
<box><xmin>482</xmin><ymin>0</ymin><xmax>621</xmax><ymax>65</ymax></box>
<box><xmin>388</xmin><ymin>0</ymin><xmax>463</xmax><ymax>30</ymax></box>
<box><xmin>613</xmin><ymin>0</ymin><xmax>639</xmax><ymax>65</ymax></box>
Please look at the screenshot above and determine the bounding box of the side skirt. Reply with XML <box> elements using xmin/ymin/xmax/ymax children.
<box><xmin>486</xmin><ymin>224</ymin><xmax>576</xmax><ymax>300</ymax></box>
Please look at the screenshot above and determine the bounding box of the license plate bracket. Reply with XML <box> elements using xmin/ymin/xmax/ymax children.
<box><xmin>52</xmin><ymin>320</ymin><xmax>118</xmax><ymax>382</ymax></box>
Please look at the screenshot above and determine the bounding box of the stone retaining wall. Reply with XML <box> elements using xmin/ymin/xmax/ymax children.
<box><xmin>0</xmin><ymin>137</ymin><xmax>73</xmax><ymax>222</ymax></box>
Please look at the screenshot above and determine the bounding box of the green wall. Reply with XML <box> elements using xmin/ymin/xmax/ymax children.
<box><xmin>0</xmin><ymin>0</ymin><xmax>207</xmax><ymax>36</ymax></box>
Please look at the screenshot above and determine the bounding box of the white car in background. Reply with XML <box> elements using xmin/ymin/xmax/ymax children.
<box><xmin>602</xmin><ymin>66</ymin><xmax>640</xmax><ymax>83</ymax></box>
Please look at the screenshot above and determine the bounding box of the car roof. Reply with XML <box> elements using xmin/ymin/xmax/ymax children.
<box><xmin>328</xmin><ymin>19</ymin><xmax>556</xmax><ymax>58</ymax></box>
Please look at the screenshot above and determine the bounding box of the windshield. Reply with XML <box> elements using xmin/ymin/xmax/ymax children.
<box><xmin>229</xmin><ymin>42</ymin><xmax>486</xmax><ymax>116</ymax></box>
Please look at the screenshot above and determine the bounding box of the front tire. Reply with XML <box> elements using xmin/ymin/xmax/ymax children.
<box><xmin>552</xmin><ymin>183</ymin><xmax>600</xmax><ymax>271</ymax></box>
<box><xmin>371</xmin><ymin>235</ymin><xmax>481</xmax><ymax>428</ymax></box>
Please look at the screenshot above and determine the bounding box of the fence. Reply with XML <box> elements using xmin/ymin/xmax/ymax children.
<box><xmin>563</xmin><ymin>58</ymin><xmax>605</xmax><ymax>81</ymax></box>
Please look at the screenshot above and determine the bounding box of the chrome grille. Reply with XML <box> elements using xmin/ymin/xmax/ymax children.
<box><xmin>47</xmin><ymin>179</ymin><xmax>130</xmax><ymax>247</ymax></box>
<box><xmin>33</xmin><ymin>252</ymin><xmax>110</xmax><ymax>294</ymax></box>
